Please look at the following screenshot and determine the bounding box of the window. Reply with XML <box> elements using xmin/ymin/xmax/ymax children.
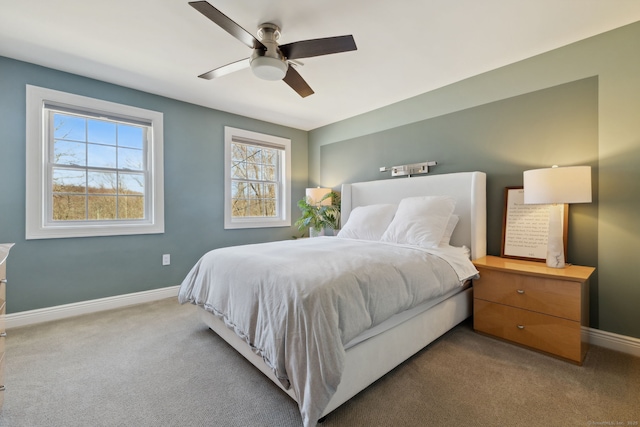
<box><xmin>224</xmin><ymin>127</ymin><xmax>291</xmax><ymax>229</ymax></box>
<box><xmin>26</xmin><ymin>85</ymin><xmax>164</xmax><ymax>239</ymax></box>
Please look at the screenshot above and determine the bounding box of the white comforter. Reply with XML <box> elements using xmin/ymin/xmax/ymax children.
<box><xmin>178</xmin><ymin>237</ymin><xmax>478</xmax><ymax>427</ymax></box>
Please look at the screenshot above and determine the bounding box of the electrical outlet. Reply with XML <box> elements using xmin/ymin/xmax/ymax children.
<box><xmin>162</xmin><ymin>254</ymin><xmax>170</xmax><ymax>266</ymax></box>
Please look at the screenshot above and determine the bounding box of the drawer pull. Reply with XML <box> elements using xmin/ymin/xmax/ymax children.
<box><xmin>0</xmin><ymin>279</ymin><xmax>6</xmax><ymax>284</ymax></box>
<box><xmin>516</xmin><ymin>289</ymin><xmax>525</xmax><ymax>294</ymax></box>
<box><xmin>517</xmin><ymin>325</ymin><xmax>525</xmax><ymax>330</ymax></box>
<box><xmin>0</xmin><ymin>385</ymin><xmax>5</xmax><ymax>392</ymax></box>
<box><xmin>0</xmin><ymin>332</ymin><xmax>6</xmax><ymax>337</ymax></box>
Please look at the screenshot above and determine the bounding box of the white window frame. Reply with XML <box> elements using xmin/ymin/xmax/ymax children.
<box><xmin>224</xmin><ymin>126</ymin><xmax>291</xmax><ymax>229</ymax></box>
<box><xmin>25</xmin><ymin>85</ymin><xmax>164</xmax><ymax>239</ymax></box>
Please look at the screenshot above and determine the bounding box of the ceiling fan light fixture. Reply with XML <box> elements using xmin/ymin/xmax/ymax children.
<box><xmin>250</xmin><ymin>56</ymin><xmax>287</xmax><ymax>81</ymax></box>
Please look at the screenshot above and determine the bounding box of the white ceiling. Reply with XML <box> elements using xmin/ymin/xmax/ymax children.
<box><xmin>2</xmin><ymin>1</ymin><xmax>640</xmax><ymax>131</ymax></box>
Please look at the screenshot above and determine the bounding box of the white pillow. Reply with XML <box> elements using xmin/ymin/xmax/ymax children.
<box><xmin>439</xmin><ymin>214</ymin><xmax>459</xmax><ymax>246</ymax></box>
<box><xmin>380</xmin><ymin>196</ymin><xmax>456</xmax><ymax>248</ymax></box>
<box><xmin>337</xmin><ymin>204</ymin><xmax>397</xmax><ymax>241</ymax></box>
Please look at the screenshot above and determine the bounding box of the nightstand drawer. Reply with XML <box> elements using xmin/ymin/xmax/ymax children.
<box><xmin>474</xmin><ymin>268</ymin><xmax>581</xmax><ymax>321</ymax></box>
<box><xmin>0</xmin><ymin>351</ymin><xmax>4</xmax><ymax>407</ymax></box>
<box><xmin>474</xmin><ymin>299</ymin><xmax>582</xmax><ymax>362</ymax></box>
<box><xmin>0</xmin><ymin>278</ymin><xmax>4</xmax><ymax>309</ymax></box>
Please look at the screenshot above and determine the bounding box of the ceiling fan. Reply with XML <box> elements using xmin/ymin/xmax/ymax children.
<box><xmin>189</xmin><ymin>1</ymin><xmax>357</xmax><ymax>97</ymax></box>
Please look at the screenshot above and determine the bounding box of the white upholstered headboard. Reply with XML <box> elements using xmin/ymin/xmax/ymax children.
<box><xmin>340</xmin><ymin>171</ymin><xmax>487</xmax><ymax>260</ymax></box>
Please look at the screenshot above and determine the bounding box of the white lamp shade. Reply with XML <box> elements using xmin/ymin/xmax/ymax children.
<box><xmin>523</xmin><ymin>166</ymin><xmax>592</xmax><ymax>205</ymax></box>
<box><xmin>306</xmin><ymin>187</ymin><xmax>331</xmax><ymax>206</ymax></box>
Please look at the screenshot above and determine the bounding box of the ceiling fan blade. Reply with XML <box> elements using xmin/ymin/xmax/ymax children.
<box><xmin>198</xmin><ymin>58</ymin><xmax>250</xmax><ymax>80</ymax></box>
<box><xmin>282</xmin><ymin>66</ymin><xmax>314</xmax><ymax>98</ymax></box>
<box><xmin>189</xmin><ymin>1</ymin><xmax>266</xmax><ymax>50</ymax></box>
<box><xmin>279</xmin><ymin>35</ymin><xmax>357</xmax><ymax>60</ymax></box>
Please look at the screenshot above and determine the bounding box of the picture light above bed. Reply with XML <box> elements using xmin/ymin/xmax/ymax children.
<box><xmin>380</xmin><ymin>160</ymin><xmax>438</xmax><ymax>177</ymax></box>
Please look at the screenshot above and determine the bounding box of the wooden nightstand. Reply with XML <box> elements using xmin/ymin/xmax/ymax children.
<box><xmin>472</xmin><ymin>255</ymin><xmax>595</xmax><ymax>365</ymax></box>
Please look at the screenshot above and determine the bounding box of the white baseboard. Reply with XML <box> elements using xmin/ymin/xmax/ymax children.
<box><xmin>6</xmin><ymin>285</ymin><xmax>180</xmax><ymax>329</ymax></box>
<box><xmin>586</xmin><ymin>327</ymin><xmax>640</xmax><ymax>358</ymax></box>
<box><xmin>6</xmin><ymin>289</ymin><xmax>640</xmax><ymax>359</ymax></box>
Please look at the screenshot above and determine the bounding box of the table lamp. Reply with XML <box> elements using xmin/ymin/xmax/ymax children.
<box><xmin>306</xmin><ymin>187</ymin><xmax>332</xmax><ymax>206</ymax></box>
<box><xmin>523</xmin><ymin>165</ymin><xmax>592</xmax><ymax>268</ymax></box>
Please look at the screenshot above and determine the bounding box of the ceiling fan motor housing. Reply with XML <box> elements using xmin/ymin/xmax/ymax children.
<box><xmin>250</xmin><ymin>23</ymin><xmax>288</xmax><ymax>80</ymax></box>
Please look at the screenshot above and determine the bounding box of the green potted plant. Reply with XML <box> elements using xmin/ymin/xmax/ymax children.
<box><xmin>295</xmin><ymin>191</ymin><xmax>341</xmax><ymax>237</ymax></box>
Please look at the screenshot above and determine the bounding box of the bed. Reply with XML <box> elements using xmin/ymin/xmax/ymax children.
<box><xmin>179</xmin><ymin>171</ymin><xmax>486</xmax><ymax>426</ymax></box>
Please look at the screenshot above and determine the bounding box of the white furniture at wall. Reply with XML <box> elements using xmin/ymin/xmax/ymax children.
<box><xmin>0</xmin><ymin>243</ymin><xmax>14</xmax><ymax>409</ymax></box>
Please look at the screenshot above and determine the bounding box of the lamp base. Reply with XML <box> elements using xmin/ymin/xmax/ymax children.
<box><xmin>546</xmin><ymin>204</ymin><xmax>565</xmax><ymax>268</ymax></box>
<box><xmin>546</xmin><ymin>251</ymin><xmax>566</xmax><ymax>269</ymax></box>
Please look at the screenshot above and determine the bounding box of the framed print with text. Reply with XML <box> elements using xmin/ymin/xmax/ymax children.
<box><xmin>501</xmin><ymin>186</ymin><xmax>568</xmax><ymax>262</ymax></box>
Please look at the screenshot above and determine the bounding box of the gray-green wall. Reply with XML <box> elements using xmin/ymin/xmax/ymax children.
<box><xmin>320</xmin><ymin>77</ymin><xmax>598</xmax><ymax>272</ymax></box>
<box><xmin>0</xmin><ymin>57</ymin><xmax>308</xmax><ymax>313</ymax></box>
<box><xmin>309</xmin><ymin>22</ymin><xmax>640</xmax><ymax>339</ymax></box>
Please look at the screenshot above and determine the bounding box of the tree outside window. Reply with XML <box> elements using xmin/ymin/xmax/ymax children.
<box><xmin>51</xmin><ymin>112</ymin><xmax>146</xmax><ymax>221</ymax></box>
<box><xmin>224</xmin><ymin>127</ymin><xmax>291</xmax><ymax>229</ymax></box>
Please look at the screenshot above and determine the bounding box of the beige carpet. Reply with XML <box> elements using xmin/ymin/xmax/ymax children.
<box><xmin>2</xmin><ymin>298</ymin><xmax>638</xmax><ymax>426</ymax></box>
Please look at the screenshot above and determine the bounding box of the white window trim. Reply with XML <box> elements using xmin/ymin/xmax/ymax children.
<box><xmin>224</xmin><ymin>126</ymin><xmax>291</xmax><ymax>229</ymax></box>
<box><xmin>25</xmin><ymin>85</ymin><xmax>164</xmax><ymax>239</ymax></box>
